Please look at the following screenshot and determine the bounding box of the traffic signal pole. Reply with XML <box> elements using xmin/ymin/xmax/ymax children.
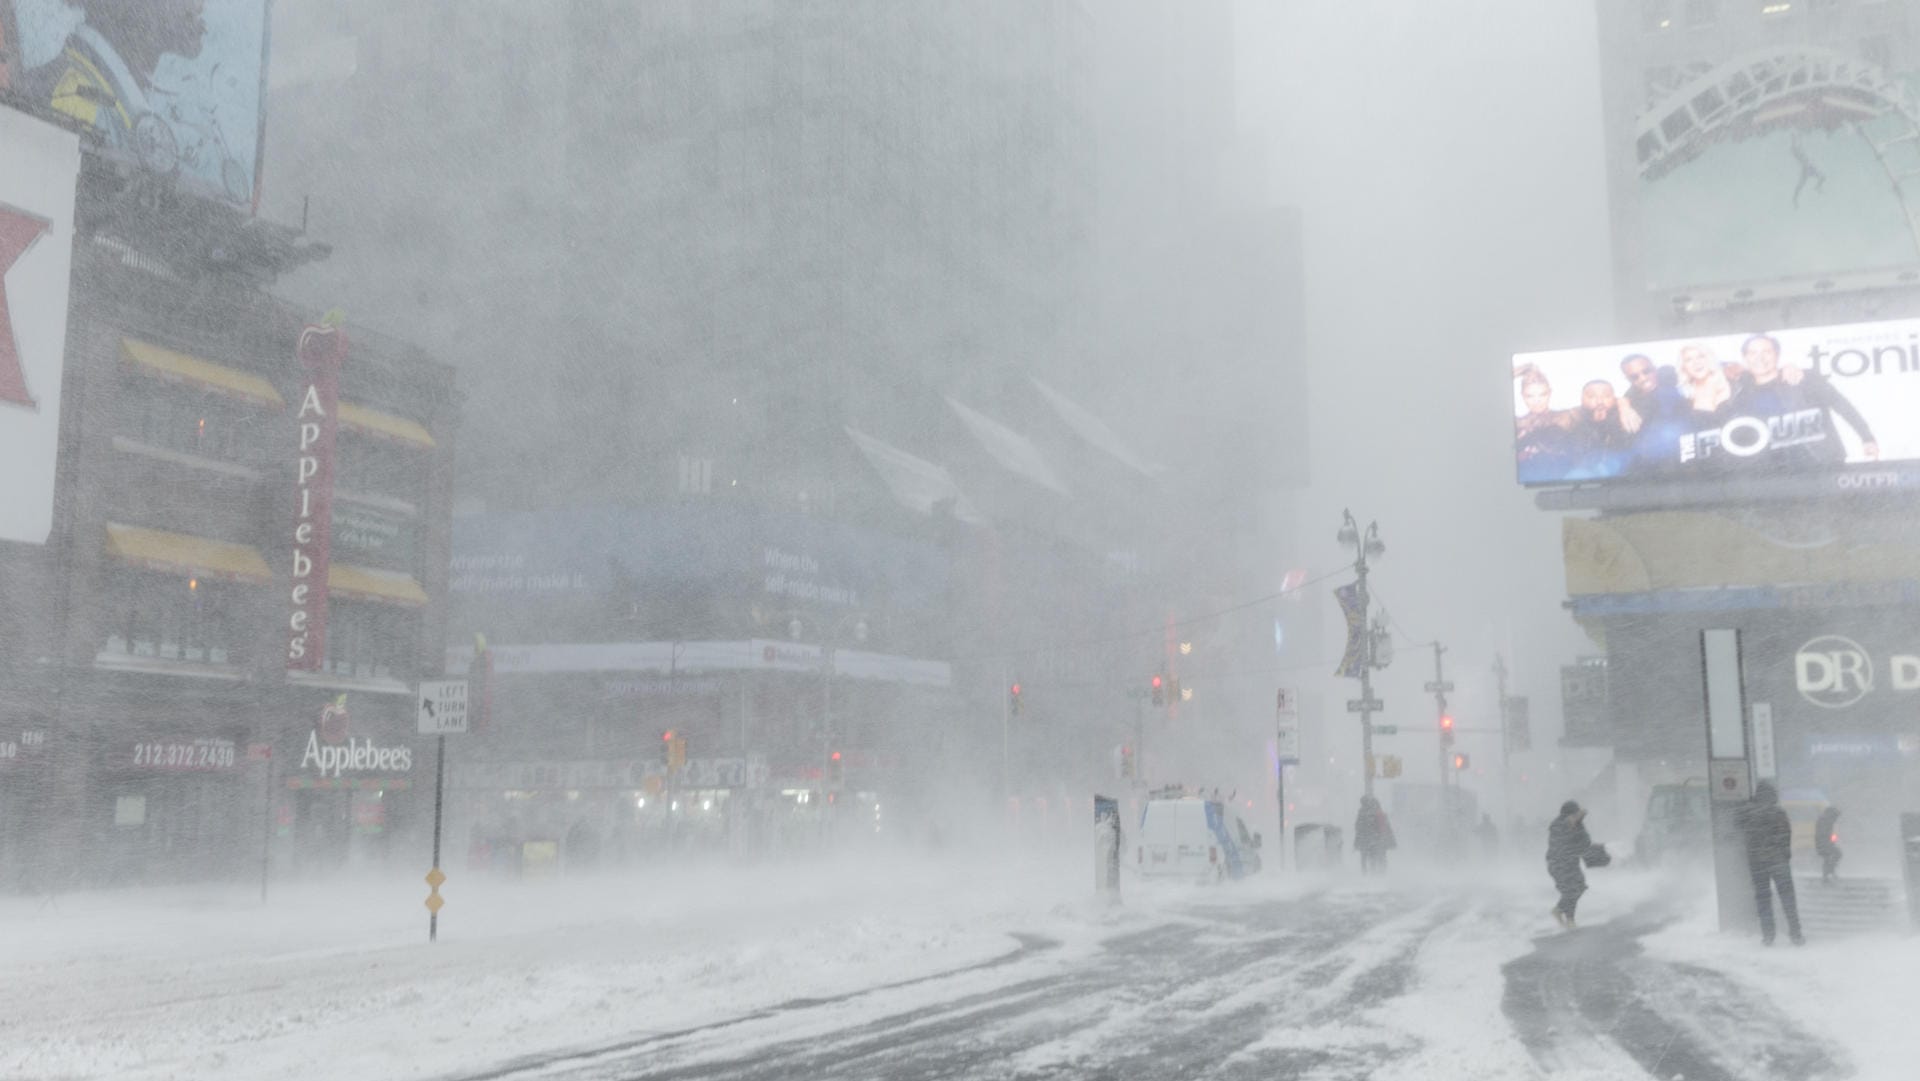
<box><xmin>1431</xmin><ymin>643</ymin><xmax>1449</xmax><ymax>796</ymax></box>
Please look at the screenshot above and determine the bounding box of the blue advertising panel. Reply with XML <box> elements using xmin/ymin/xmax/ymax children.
<box><xmin>3</xmin><ymin>0</ymin><xmax>270</xmax><ymax>208</ymax></box>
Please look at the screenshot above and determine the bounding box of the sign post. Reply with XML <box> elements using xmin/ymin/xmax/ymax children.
<box><xmin>417</xmin><ymin>680</ymin><xmax>468</xmax><ymax>941</ymax></box>
<box><xmin>1701</xmin><ymin>629</ymin><xmax>1757</xmax><ymax>934</ymax></box>
<box><xmin>1276</xmin><ymin>688</ymin><xmax>1300</xmax><ymax>872</ymax></box>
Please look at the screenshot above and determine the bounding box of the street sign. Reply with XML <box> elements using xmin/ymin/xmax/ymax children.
<box><xmin>1275</xmin><ymin>688</ymin><xmax>1298</xmax><ymax>715</ymax></box>
<box><xmin>1751</xmin><ymin>703</ymin><xmax>1776</xmax><ymax>780</ymax></box>
<box><xmin>417</xmin><ymin>680</ymin><xmax>469</xmax><ymax>735</ymax></box>
<box><xmin>1372</xmin><ymin>725</ymin><xmax>1399</xmax><ymax>735</ymax></box>
<box><xmin>1709</xmin><ymin>758</ymin><xmax>1752</xmax><ymax>802</ymax></box>
<box><xmin>1380</xmin><ymin>755</ymin><xmax>1402</xmax><ymax>778</ymax></box>
<box><xmin>1346</xmin><ymin>698</ymin><xmax>1384</xmax><ymax>713</ymax></box>
<box><xmin>1423</xmin><ymin>681</ymin><xmax>1455</xmax><ymax>693</ymax></box>
<box><xmin>1275</xmin><ymin>725</ymin><xmax>1301</xmax><ymax>764</ymax></box>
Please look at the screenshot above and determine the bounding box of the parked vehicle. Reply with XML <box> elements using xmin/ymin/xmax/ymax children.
<box><xmin>1136</xmin><ymin>789</ymin><xmax>1257</xmax><ymax>882</ymax></box>
<box><xmin>1634</xmin><ymin>779</ymin><xmax>1710</xmax><ymax>867</ymax></box>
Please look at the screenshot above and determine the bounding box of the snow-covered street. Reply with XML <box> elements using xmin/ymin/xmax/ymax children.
<box><xmin>4</xmin><ymin>854</ymin><xmax>1912</xmax><ymax>1081</ymax></box>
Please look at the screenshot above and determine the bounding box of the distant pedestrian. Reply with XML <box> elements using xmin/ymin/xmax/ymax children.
<box><xmin>1814</xmin><ymin>805</ymin><xmax>1843</xmax><ymax>885</ymax></box>
<box><xmin>1476</xmin><ymin>813</ymin><xmax>1501</xmax><ymax>860</ymax></box>
<box><xmin>1742</xmin><ymin>781</ymin><xmax>1804</xmax><ymax>946</ymax></box>
<box><xmin>1354</xmin><ymin>796</ymin><xmax>1395</xmax><ymax>874</ymax></box>
<box><xmin>1546</xmin><ymin>801</ymin><xmax>1590</xmax><ymax>929</ymax></box>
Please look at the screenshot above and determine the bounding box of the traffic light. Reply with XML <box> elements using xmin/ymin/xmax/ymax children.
<box><xmin>1119</xmin><ymin>744</ymin><xmax>1135</xmax><ymax>779</ymax></box>
<box><xmin>1452</xmin><ymin>752</ymin><xmax>1469</xmax><ymax>771</ymax></box>
<box><xmin>828</xmin><ymin>749</ymin><xmax>843</xmax><ymax>786</ymax></box>
<box><xmin>1151</xmin><ymin>674</ymin><xmax>1164</xmax><ymax>706</ymax></box>
<box><xmin>1009</xmin><ymin>682</ymin><xmax>1023</xmax><ymax>715</ymax></box>
<box><xmin>1440</xmin><ymin>713</ymin><xmax>1456</xmax><ymax>748</ymax></box>
<box><xmin>665</xmin><ymin>731</ymin><xmax>687</xmax><ymax>771</ymax></box>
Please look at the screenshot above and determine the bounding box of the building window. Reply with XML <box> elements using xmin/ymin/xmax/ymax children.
<box><xmin>124</xmin><ymin>385</ymin><xmax>256</xmax><ymax>462</ymax></box>
<box><xmin>335</xmin><ymin>438</ymin><xmax>420</xmax><ymax>504</ymax></box>
<box><xmin>678</xmin><ymin>453</ymin><xmax>715</xmax><ymax>494</ymax></box>
<box><xmin>1686</xmin><ymin>0</ymin><xmax>1718</xmax><ymax>26</ymax></box>
<box><xmin>323</xmin><ymin>603</ymin><xmax>409</xmax><ymax>682</ymax></box>
<box><xmin>101</xmin><ymin>573</ymin><xmax>241</xmax><ymax>666</ymax></box>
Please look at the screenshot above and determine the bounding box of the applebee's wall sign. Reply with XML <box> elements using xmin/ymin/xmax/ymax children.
<box><xmin>288</xmin><ymin>317</ymin><xmax>345</xmax><ymax>669</ymax></box>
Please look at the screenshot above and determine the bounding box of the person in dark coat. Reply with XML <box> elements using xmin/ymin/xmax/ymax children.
<box><xmin>1354</xmin><ymin>795</ymin><xmax>1394</xmax><ymax>874</ymax></box>
<box><xmin>1546</xmin><ymin>801</ymin><xmax>1590</xmax><ymax>929</ymax></box>
<box><xmin>1814</xmin><ymin>805</ymin><xmax>1842</xmax><ymax>884</ymax></box>
<box><xmin>1742</xmin><ymin>781</ymin><xmax>1803</xmax><ymax>945</ymax></box>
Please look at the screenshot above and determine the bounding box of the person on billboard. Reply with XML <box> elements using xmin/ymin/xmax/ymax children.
<box><xmin>1676</xmin><ymin>343</ymin><xmax>1736</xmax><ymax>418</ymax></box>
<box><xmin>1513</xmin><ymin>364</ymin><xmax>1576</xmax><ymax>483</ymax></box>
<box><xmin>1566</xmin><ymin>380</ymin><xmax>1633</xmax><ymax>479</ymax></box>
<box><xmin>14</xmin><ymin>0</ymin><xmax>208</xmax><ymax>156</ymax></box>
<box><xmin>1725</xmin><ymin>334</ymin><xmax>1878</xmax><ymax>467</ymax></box>
<box><xmin>1616</xmin><ymin>353</ymin><xmax>1691</xmax><ymax>468</ymax></box>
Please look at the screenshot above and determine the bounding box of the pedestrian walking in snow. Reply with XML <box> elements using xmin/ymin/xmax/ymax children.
<box><xmin>1815</xmin><ymin>805</ymin><xmax>1843</xmax><ymax>885</ymax></box>
<box><xmin>1741</xmin><ymin>781</ymin><xmax>1804</xmax><ymax>945</ymax></box>
<box><xmin>1546</xmin><ymin>801</ymin><xmax>1590</xmax><ymax>929</ymax></box>
<box><xmin>1354</xmin><ymin>795</ymin><xmax>1395</xmax><ymax>874</ymax></box>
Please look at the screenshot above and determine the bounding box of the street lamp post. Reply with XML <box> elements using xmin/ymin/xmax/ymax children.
<box><xmin>1338</xmin><ymin>510</ymin><xmax>1387</xmax><ymax>798</ymax></box>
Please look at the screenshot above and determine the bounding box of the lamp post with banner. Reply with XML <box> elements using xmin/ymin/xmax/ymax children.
<box><xmin>1336</xmin><ymin>510</ymin><xmax>1389</xmax><ymax>798</ymax></box>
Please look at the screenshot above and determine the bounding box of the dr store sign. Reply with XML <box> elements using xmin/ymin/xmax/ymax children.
<box><xmin>1794</xmin><ymin>634</ymin><xmax>1920</xmax><ymax>709</ymax></box>
<box><xmin>287</xmin><ymin>317</ymin><xmax>345</xmax><ymax>669</ymax></box>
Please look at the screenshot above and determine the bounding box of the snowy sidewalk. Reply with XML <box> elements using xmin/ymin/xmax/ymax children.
<box><xmin>0</xmin><ymin>850</ymin><xmax>1100</xmax><ymax>1081</ymax></box>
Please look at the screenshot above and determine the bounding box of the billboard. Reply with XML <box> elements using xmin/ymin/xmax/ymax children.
<box><xmin>1634</xmin><ymin>47</ymin><xmax>1920</xmax><ymax>292</ymax></box>
<box><xmin>2</xmin><ymin>0</ymin><xmax>269</xmax><ymax>208</ymax></box>
<box><xmin>1513</xmin><ymin>318</ymin><xmax>1920</xmax><ymax>486</ymax></box>
<box><xmin>0</xmin><ymin>106</ymin><xmax>81</xmax><ymax>545</ymax></box>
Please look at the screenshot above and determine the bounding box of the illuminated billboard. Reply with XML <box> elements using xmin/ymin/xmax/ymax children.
<box><xmin>1634</xmin><ymin>47</ymin><xmax>1920</xmax><ymax>292</ymax></box>
<box><xmin>2</xmin><ymin>0</ymin><xmax>269</xmax><ymax>208</ymax></box>
<box><xmin>1513</xmin><ymin>318</ymin><xmax>1920</xmax><ymax>486</ymax></box>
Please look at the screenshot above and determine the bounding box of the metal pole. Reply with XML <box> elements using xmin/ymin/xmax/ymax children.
<box><xmin>1357</xmin><ymin>551</ymin><xmax>1375</xmax><ymax>799</ymax></box>
<box><xmin>429</xmin><ymin>733</ymin><xmax>445</xmax><ymax>943</ymax></box>
<box><xmin>1432</xmin><ymin>643</ymin><xmax>1449</xmax><ymax>796</ymax></box>
<box><xmin>1000</xmin><ymin>659</ymin><xmax>1010</xmax><ymax>802</ymax></box>
<box><xmin>1494</xmin><ymin>654</ymin><xmax>1512</xmax><ymax>829</ymax></box>
<box><xmin>1276</xmin><ymin>762</ymin><xmax>1286</xmax><ymax>872</ymax></box>
<box><xmin>258</xmin><ymin>748</ymin><xmax>274</xmax><ymax>904</ymax></box>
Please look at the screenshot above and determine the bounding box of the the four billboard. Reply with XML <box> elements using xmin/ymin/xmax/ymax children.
<box><xmin>1513</xmin><ymin>318</ymin><xmax>1920</xmax><ymax>486</ymax></box>
<box><xmin>1</xmin><ymin>0</ymin><xmax>269</xmax><ymax>208</ymax></box>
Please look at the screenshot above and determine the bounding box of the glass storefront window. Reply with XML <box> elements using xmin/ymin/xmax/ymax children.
<box><xmin>323</xmin><ymin>602</ymin><xmax>412</xmax><ymax>682</ymax></box>
<box><xmin>101</xmin><ymin>572</ymin><xmax>241</xmax><ymax>667</ymax></box>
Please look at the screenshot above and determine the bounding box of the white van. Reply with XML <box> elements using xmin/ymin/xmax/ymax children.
<box><xmin>1136</xmin><ymin>795</ymin><xmax>1255</xmax><ymax>882</ymax></box>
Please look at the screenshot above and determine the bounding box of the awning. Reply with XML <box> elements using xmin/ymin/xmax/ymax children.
<box><xmin>945</xmin><ymin>396</ymin><xmax>1071</xmax><ymax>496</ymax></box>
<box><xmin>844</xmin><ymin>426</ymin><xmax>985</xmax><ymax>524</ymax></box>
<box><xmin>339</xmin><ymin>402</ymin><xmax>435</xmax><ymax>449</ymax></box>
<box><xmin>120</xmin><ymin>339</ymin><xmax>285</xmax><ymax>410</ymax></box>
<box><xmin>328</xmin><ymin>563</ymin><xmax>430</xmax><ymax>607</ymax></box>
<box><xmin>105</xmin><ymin>523</ymin><xmax>273</xmax><ymax>584</ymax></box>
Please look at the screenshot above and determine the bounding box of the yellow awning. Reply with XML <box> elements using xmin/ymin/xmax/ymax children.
<box><xmin>328</xmin><ymin>563</ymin><xmax>429</xmax><ymax>607</ymax></box>
<box><xmin>121</xmin><ymin>339</ymin><xmax>285</xmax><ymax>410</ymax></box>
<box><xmin>339</xmin><ymin>403</ymin><xmax>435</xmax><ymax>449</ymax></box>
<box><xmin>105</xmin><ymin>523</ymin><xmax>272</xmax><ymax>584</ymax></box>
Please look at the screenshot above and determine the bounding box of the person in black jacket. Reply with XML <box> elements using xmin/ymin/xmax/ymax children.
<box><xmin>1546</xmin><ymin>801</ymin><xmax>1590</xmax><ymax>929</ymax></box>
<box><xmin>1815</xmin><ymin>805</ymin><xmax>1843</xmax><ymax>885</ymax></box>
<box><xmin>1742</xmin><ymin>781</ymin><xmax>1804</xmax><ymax>945</ymax></box>
<box><xmin>1354</xmin><ymin>795</ymin><xmax>1395</xmax><ymax>874</ymax></box>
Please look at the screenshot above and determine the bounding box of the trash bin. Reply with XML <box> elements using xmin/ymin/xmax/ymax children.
<box><xmin>1903</xmin><ymin>813</ymin><xmax>1920</xmax><ymax>929</ymax></box>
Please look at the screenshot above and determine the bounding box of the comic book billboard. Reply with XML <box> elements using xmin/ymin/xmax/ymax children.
<box><xmin>1513</xmin><ymin>319</ymin><xmax>1920</xmax><ymax>486</ymax></box>
<box><xmin>1634</xmin><ymin>47</ymin><xmax>1920</xmax><ymax>292</ymax></box>
<box><xmin>1</xmin><ymin>0</ymin><xmax>269</xmax><ymax>209</ymax></box>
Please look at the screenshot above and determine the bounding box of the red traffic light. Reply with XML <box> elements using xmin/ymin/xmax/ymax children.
<box><xmin>1151</xmin><ymin>675</ymin><xmax>1162</xmax><ymax>689</ymax></box>
<box><xmin>662</xmin><ymin>729</ymin><xmax>675</xmax><ymax>742</ymax></box>
<box><xmin>1010</xmin><ymin>683</ymin><xmax>1021</xmax><ymax>696</ymax></box>
<box><xmin>1440</xmin><ymin>715</ymin><xmax>1455</xmax><ymax>732</ymax></box>
<box><xmin>831</xmin><ymin>750</ymin><xmax>842</xmax><ymax>761</ymax></box>
<box><xmin>1452</xmin><ymin>753</ymin><xmax>1469</xmax><ymax>770</ymax></box>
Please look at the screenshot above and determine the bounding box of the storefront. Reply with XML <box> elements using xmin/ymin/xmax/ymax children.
<box><xmin>275</xmin><ymin>690</ymin><xmax>426</xmax><ymax>873</ymax></box>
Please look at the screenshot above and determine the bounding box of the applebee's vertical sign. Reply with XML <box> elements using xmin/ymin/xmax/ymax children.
<box><xmin>288</xmin><ymin>315</ymin><xmax>346</xmax><ymax>669</ymax></box>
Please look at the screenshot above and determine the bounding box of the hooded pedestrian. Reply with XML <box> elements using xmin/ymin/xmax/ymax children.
<box><xmin>1546</xmin><ymin>801</ymin><xmax>1590</xmax><ymax>929</ymax></box>
<box><xmin>1814</xmin><ymin>805</ymin><xmax>1842</xmax><ymax>885</ymax></box>
<box><xmin>1354</xmin><ymin>795</ymin><xmax>1395</xmax><ymax>874</ymax></box>
<box><xmin>1741</xmin><ymin>781</ymin><xmax>1803</xmax><ymax>945</ymax></box>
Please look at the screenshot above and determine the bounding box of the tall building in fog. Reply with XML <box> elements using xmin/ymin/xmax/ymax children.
<box><xmin>266</xmin><ymin>1</ymin><xmax>1094</xmax><ymax>512</ymax></box>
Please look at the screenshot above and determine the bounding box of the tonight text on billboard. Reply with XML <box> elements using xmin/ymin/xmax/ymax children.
<box><xmin>1512</xmin><ymin>318</ymin><xmax>1920</xmax><ymax>487</ymax></box>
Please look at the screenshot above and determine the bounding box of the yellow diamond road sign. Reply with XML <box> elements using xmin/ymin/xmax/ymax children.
<box><xmin>425</xmin><ymin>867</ymin><xmax>446</xmax><ymax>889</ymax></box>
<box><xmin>425</xmin><ymin>892</ymin><xmax>444</xmax><ymax>913</ymax></box>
